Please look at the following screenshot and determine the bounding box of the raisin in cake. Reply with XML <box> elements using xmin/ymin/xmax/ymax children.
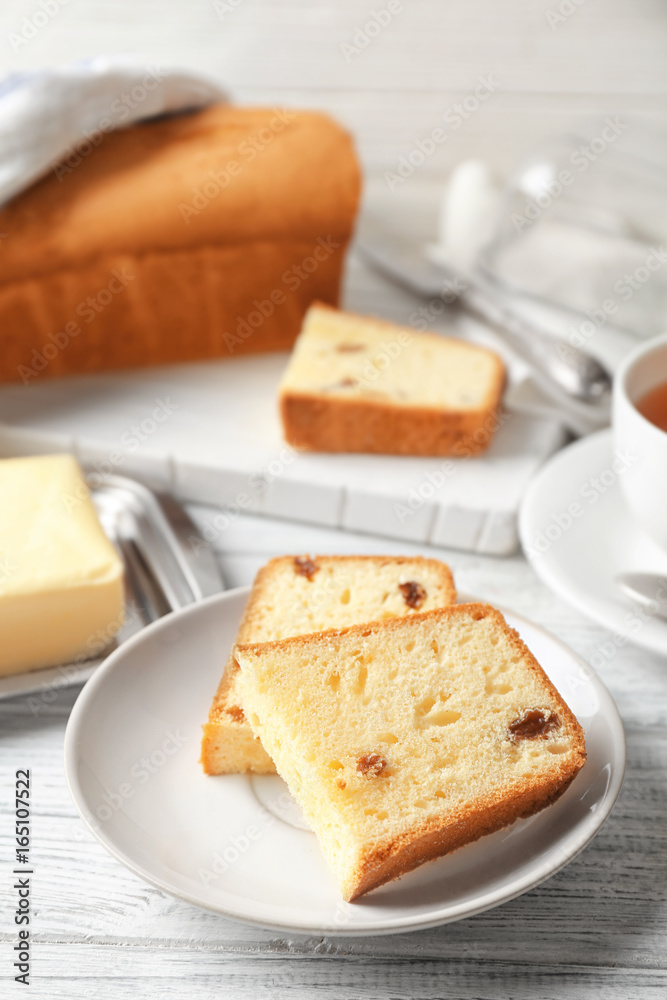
<box><xmin>235</xmin><ymin>604</ymin><xmax>586</xmax><ymax>900</ymax></box>
<box><xmin>279</xmin><ymin>304</ymin><xmax>505</xmax><ymax>456</ymax></box>
<box><xmin>200</xmin><ymin>555</ymin><xmax>456</xmax><ymax>774</ymax></box>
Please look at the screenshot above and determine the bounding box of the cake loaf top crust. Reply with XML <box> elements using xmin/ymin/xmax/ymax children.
<box><xmin>0</xmin><ymin>105</ymin><xmax>361</xmax><ymax>286</ymax></box>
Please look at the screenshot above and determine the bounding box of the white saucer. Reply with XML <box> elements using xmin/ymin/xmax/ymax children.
<box><xmin>520</xmin><ymin>429</ymin><xmax>667</xmax><ymax>657</ymax></box>
<box><xmin>64</xmin><ymin>587</ymin><xmax>625</xmax><ymax>936</ymax></box>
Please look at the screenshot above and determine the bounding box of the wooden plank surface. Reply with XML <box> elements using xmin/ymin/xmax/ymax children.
<box><xmin>2</xmin><ymin>0</ymin><xmax>667</xmax><ymax>177</ymax></box>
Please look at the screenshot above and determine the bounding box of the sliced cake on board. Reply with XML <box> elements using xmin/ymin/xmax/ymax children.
<box><xmin>279</xmin><ymin>304</ymin><xmax>506</xmax><ymax>456</ymax></box>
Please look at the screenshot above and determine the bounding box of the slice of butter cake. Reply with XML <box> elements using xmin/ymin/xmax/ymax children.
<box><xmin>235</xmin><ymin>604</ymin><xmax>586</xmax><ymax>901</ymax></box>
<box><xmin>279</xmin><ymin>303</ymin><xmax>505</xmax><ymax>456</ymax></box>
<box><xmin>200</xmin><ymin>555</ymin><xmax>457</xmax><ymax>775</ymax></box>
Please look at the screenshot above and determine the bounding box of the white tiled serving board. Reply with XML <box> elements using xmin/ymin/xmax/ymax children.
<box><xmin>0</xmin><ymin>353</ymin><xmax>565</xmax><ymax>555</ymax></box>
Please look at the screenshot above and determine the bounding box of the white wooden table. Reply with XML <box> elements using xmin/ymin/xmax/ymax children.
<box><xmin>1</xmin><ymin>510</ymin><xmax>666</xmax><ymax>999</ymax></box>
<box><xmin>1</xmin><ymin>1</ymin><xmax>667</xmax><ymax>995</ymax></box>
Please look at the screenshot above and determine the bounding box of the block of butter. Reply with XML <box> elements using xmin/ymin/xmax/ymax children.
<box><xmin>0</xmin><ymin>454</ymin><xmax>124</xmax><ymax>677</ymax></box>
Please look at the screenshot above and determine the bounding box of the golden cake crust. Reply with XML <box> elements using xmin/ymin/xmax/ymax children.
<box><xmin>235</xmin><ymin>603</ymin><xmax>587</xmax><ymax>900</ymax></box>
<box><xmin>343</xmin><ymin>606</ymin><xmax>586</xmax><ymax>900</ymax></box>
<box><xmin>279</xmin><ymin>303</ymin><xmax>506</xmax><ymax>457</ymax></box>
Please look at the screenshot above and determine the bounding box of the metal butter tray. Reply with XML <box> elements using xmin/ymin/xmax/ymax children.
<box><xmin>0</xmin><ymin>473</ymin><xmax>224</xmax><ymax>702</ymax></box>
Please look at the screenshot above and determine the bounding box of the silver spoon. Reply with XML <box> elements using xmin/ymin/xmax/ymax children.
<box><xmin>358</xmin><ymin>225</ymin><xmax>612</xmax><ymax>409</ymax></box>
<box><xmin>616</xmin><ymin>573</ymin><xmax>667</xmax><ymax>620</ymax></box>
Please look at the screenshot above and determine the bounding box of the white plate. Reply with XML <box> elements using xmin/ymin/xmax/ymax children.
<box><xmin>0</xmin><ymin>657</ymin><xmax>102</xmax><ymax>703</ymax></box>
<box><xmin>64</xmin><ymin>587</ymin><xmax>625</xmax><ymax>936</ymax></box>
<box><xmin>520</xmin><ymin>428</ymin><xmax>667</xmax><ymax>657</ymax></box>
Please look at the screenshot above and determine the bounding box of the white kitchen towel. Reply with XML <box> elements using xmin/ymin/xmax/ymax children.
<box><xmin>0</xmin><ymin>55</ymin><xmax>225</xmax><ymax>207</ymax></box>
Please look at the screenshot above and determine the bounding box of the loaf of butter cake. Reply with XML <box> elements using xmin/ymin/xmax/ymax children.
<box><xmin>0</xmin><ymin>106</ymin><xmax>360</xmax><ymax>383</ymax></box>
<box><xmin>0</xmin><ymin>454</ymin><xmax>124</xmax><ymax>676</ymax></box>
<box><xmin>200</xmin><ymin>555</ymin><xmax>456</xmax><ymax>774</ymax></box>
<box><xmin>235</xmin><ymin>604</ymin><xmax>586</xmax><ymax>900</ymax></box>
<box><xmin>279</xmin><ymin>304</ymin><xmax>505</xmax><ymax>456</ymax></box>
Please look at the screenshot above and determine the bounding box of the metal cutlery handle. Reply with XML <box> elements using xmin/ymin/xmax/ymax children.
<box><xmin>91</xmin><ymin>475</ymin><xmax>224</xmax><ymax>613</ymax></box>
<box><xmin>357</xmin><ymin>228</ymin><xmax>612</xmax><ymax>410</ymax></box>
<box><xmin>153</xmin><ymin>491</ymin><xmax>223</xmax><ymax>603</ymax></box>
<box><xmin>461</xmin><ymin>282</ymin><xmax>612</xmax><ymax>404</ymax></box>
<box><xmin>115</xmin><ymin>533</ymin><xmax>168</xmax><ymax>625</ymax></box>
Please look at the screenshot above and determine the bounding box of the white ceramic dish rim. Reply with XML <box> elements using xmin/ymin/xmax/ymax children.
<box><xmin>519</xmin><ymin>428</ymin><xmax>667</xmax><ymax>655</ymax></box>
<box><xmin>64</xmin><ymin>586</ymin><xmax>626</xmax><ymax>937</ymax></box>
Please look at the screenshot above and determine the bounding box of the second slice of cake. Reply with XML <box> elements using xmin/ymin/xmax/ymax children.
<box><xmin>235</xmin><ymin>604</ymin><xmax>586</xmax><ymax>900</ymax></box>
<box><xmin>200</xmin><ymin>555</ymin><xmax>456</xmax><ymax>774</ymax></box>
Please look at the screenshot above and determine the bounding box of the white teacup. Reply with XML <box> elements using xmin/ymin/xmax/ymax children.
<box><xmin>614</xmin><ymin>331</ymin><xmax>667</xmax><ymax>551</ymax></box>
